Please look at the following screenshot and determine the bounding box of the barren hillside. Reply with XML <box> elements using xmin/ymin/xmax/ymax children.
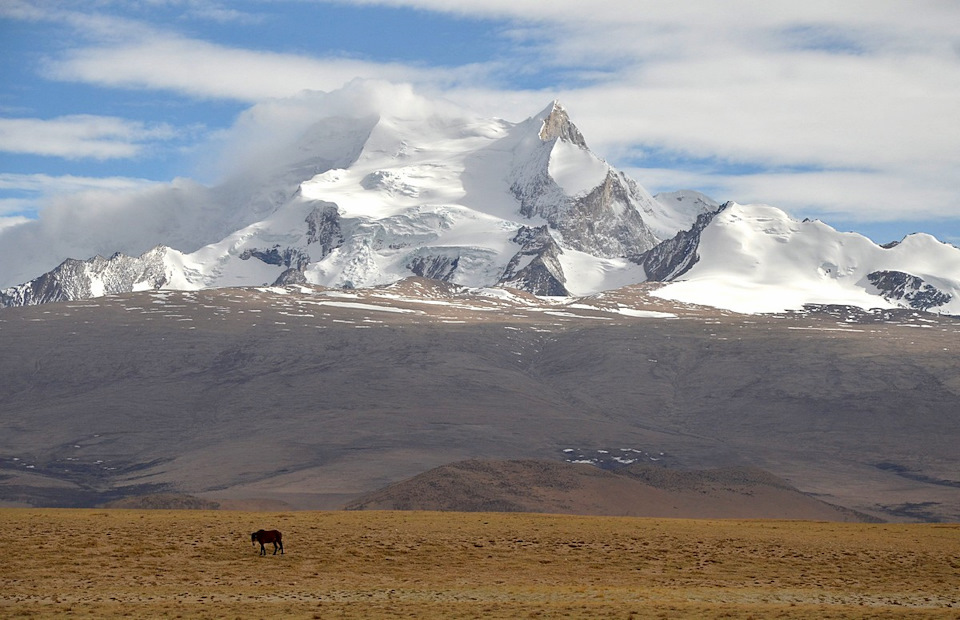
<box><xmin>1</xmin><ymin>281</ymin><xmax>958</xmax><ymax>520</ymax></box>
<box><xmin>345</xmin><ymin>459</ymin><xmax>871</xmax><ymax>521</ymax></box>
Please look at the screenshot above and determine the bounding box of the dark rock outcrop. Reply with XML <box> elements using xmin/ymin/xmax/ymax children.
<box><xmin>633</xmin><ymin>205</ymin><xmax>724</xmax><ymax>281</ymax></box>
<box><xmin>305</xmin><ymin>201</ymin><xmax>344</xmax><ymax>257</ymax></box>
<box><xmin>498</xmin><ymin>226</ymin><xmax>569</xmax><ymax>296</ymax></box>
<box><xmin>239</xmin><ymin>246</ymin><xmax>310</xmax><ymax>271</ymax></box>
<box><xmin>273</xmin><ymin>268</ymin><xmax>308</xmax><ymax>286</ymax></box>
<box><xmin>408</xmin><ymin>253</ymin><xmax>460</xmax><ymax>281</ymax></box>
<box><xmin>867</xmin><ymin>270</ymin><xmax>952</xmax><ymax>310</ymax></box>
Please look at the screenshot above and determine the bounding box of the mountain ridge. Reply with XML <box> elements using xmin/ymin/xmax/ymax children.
<box><xmin>1</xmin><ymin>81</ymin><xmax>958</xmax><ymax>316</ymax></box>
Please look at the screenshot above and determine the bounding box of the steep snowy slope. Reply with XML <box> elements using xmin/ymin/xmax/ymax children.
<box><xmin>653</xmin><ymin>203</ymin><xmax>960</xmax><ymax>314</ymax></box>
<box><xmin>648</xmin><ymin>190</ymin><xmax>720</xmax><ymax>240</ymax></box>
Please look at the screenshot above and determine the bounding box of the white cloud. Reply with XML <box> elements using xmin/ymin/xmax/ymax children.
<box><xmin>0</xmin><ymin>173</ymin><xmax>163</xmax><ymax>237</ymax></box>
<box><xmin>0</xmin><ymin>172</ymin><xmax>160</xmax><ymax>195</ymax></box>
<box><xmin>559</xmin><ymin>53</ymin><xmax>960</xmax><ymax>170</ymax></box>
<box><xmin>0</xmin><ymin>215</ymin><xmax>31</xmax><ymax>232</ymax></box>
<box><xmin>197</xmin><ymin>80</ymin><xmax>476</xmax><ymax>180</ymax></box>
<box><xmin>330</xmin><ymin>0</ymin><xmax>960</xmax><ymax>38</ymax></box>
<box><xmin>181</xmin><ymin>1</ymin><xmax>267</xmax><ymax>24</ymax></box>
<box><xmin>43</xmin><ymin>31</ymin><xmax>475</xmax><ymax>102</ymax></box>
<box><xmin>0</xmin><ymin>198</ymin><xmax>36</xmax><ymax>216</ymax></box>
<box><xmin>0</xmin><ymin>173</ymin><xmax>163</xmax><ymax>249</ymax></box>
<box><xmin>0</xmin><ymin>177</ymin><xmax>218</xmax><ymax>288</ymax></box>
<box><xmin>8</xmin><ymin>1</ymin><xmax>479</xmax><ymax>100</ymax></box>
<box><xmin>0</xmin><ymin>116</ymin><xmax>177</xmax><ymax>159</ymax></box>
<box><xmin>629</xmin><ymin>166</ymin><xmax>958</xmax><ymax>222</ymax></box>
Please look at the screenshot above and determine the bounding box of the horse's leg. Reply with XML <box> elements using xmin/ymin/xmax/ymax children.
<box><xmin>272</xmin><ymin>541</ymin><xmax>278</xmax><ymax>555</ymax></box>
<box><xmin>279</xmin><ymin>539</ymin><xmax>284</xmax><ymax>555</ymax></box>
<box><xmin>259</xmin><ymin>542</ymin><xmax>266</xmax><ymax>555</ymax></box>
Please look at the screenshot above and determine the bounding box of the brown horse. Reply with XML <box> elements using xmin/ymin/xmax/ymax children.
<box><xmin>251</xmin><ymin>529</ymin><xmax>283</xmax><ymax>555</ymax></box>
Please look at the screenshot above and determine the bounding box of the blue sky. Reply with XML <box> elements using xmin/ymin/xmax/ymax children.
<box><xmin>1</xmin><ymin>0</ymin><xmax>959</xmax><ymax>245</ymax></box>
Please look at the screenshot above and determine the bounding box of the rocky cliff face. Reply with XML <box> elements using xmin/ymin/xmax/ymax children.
<box><xmin>1</xmin><ymin>246</ymin><xmax>173</xmax><ymax>307</ymax></box>
<box><xmin>634</xmin><ymin>205</ymin><xmax>725</xmax><ymax>281</ymax></box>
<box><xmin>867</xmin><ymin>270</ymin><xmax>953</xmax><ymax>310</ymax></box>
<box><xmin>510</xmin><ymin>103</ymin><xmax>659</xmax><ymax>259</ymax></box>
<box><xmin>538</xmin><ymin>101</ymin><xmax>588</xmax><ymax>147</ymax></box>
<box><xmin>407</xmin><ymin>251</ymin><xmax>461</xmax><ymax>282</ymax></box>
<box><xmin>305</xmin><ymin>201</ymin><xmax>345</xmax><ymax>256</ymax></box>
<box><xmin>498</xmin><ymin>226</ymin><xmax>569</xmax><ymax>296</ymax></box>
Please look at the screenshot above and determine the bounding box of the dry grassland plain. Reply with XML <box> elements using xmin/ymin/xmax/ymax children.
<box><xmin>1</xmin><ymin>509</ymin><xmax>958</xmax><ymax>619</ymax></box>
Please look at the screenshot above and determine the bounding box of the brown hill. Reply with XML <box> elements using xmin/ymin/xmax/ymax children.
<box><xmin>1</xmin><ymin>281</ymin><xmax>958</xmax><ymax>520</ymax></box>
<box><xmin>101</xmin><ymin>493</ymin><xmax>220</xmax><ymax>510</ymax></box>
<box><xmin>344</xmin><ymin>459</ymin><xmax>871</xmax><ymax>521</ymax></box>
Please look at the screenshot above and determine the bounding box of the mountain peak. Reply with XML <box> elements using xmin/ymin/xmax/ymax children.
<box><xmin>3</xmin><ymin>84</ymin><xmax>959</xmax><ymax>317</ymax></box>
<box><xmin>538</xmin><ymin>101</ymin><xmax>588</xmax><ymax>148</ymax></box>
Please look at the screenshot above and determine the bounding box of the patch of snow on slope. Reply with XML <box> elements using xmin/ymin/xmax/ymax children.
<box><xmin>614</xmin><ymin>307</ymin><xmax>678</xmax><ymax>319</ymax></box>
<box><xmin>556</xmin><ymin>249</ymin><xmax>648</xmax><ymax>297</ymax></box>
<box><xmin>547</xmin><ymin>139</ymin><xmax>609</xmax><ymax>196</ymax></box>
<box><xmin>471</xmin><ymin>287</ymin><xmax>533</xmax><ymax>303</ymax></box>
<box><xmin>647</xmin><ymin>190</ymin><xmax>720</xmax><ymax>240</ymax></box>
<box><xmin>308</xmin><ymin>300</ymin><xmax>422</xmax><ymax>314</ymax></box>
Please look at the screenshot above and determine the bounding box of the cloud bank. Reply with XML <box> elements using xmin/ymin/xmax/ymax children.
<box><xmin>0</xmin><ymin>116</ymin><xmax>176</xmax><ymax>159</ymax></box>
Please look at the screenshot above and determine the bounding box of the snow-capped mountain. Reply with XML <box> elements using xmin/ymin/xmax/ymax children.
<box><xmin>2</xmin><ymin>86</ymin><xmax>691</xmax><ymax>305</ymax></box>
<box><xmin>650</xmin><ymin>203</ymin><xmax>960</xmax><ymax>315</ymax></box>
<box><xmin>2</xmin><ymin>82</ymin><xmax>959</xmax><ymax>315</ymax></box>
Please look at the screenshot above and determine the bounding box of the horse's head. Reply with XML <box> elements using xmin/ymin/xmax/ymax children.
<box><xmin>251</xmin><ymin>531</ymin><xmax>260</xmax><ymax>545</ymax></box>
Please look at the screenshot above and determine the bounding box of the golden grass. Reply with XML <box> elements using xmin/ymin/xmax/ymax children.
<box><xmin>1</xmin><ymin>509</ymin><xmax>958</xmax><ymax>618</ymax></box>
